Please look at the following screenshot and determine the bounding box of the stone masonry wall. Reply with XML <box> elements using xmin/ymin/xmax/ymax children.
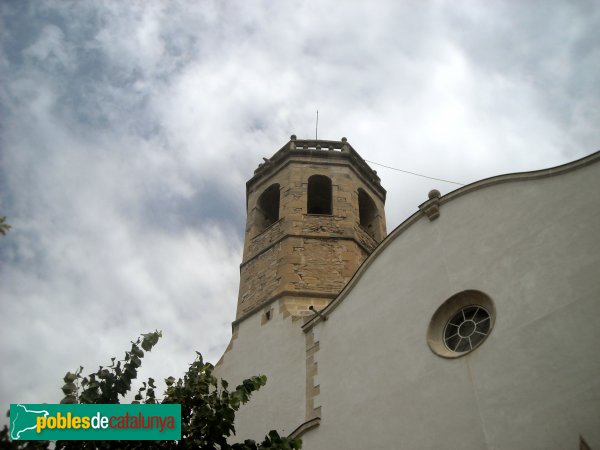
<box><xmin>237</xmin><ymin>153</ymin><xmax>386</xmax><ymax>320</ymax></box>
<box><xmin>237</xmin><ymin>235</ymin><xmax>369</xmax><ymax>318</ymax></box>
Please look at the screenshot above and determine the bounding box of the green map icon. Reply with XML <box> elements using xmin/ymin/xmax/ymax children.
<box><xmin>10</xmin><ymin>404</ymin><xmax>49</xmax><ymax>440</ymax></box>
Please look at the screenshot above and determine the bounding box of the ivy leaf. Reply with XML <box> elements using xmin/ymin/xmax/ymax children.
<box><xmin>141</xmin><ymin>331</ymin><xmax>161</xmax><ymax>351</ymax></box>
<box><xmin>62</xmin><ymin>382</ymin><xmax>77</xmax><ymax>395</ymax></box>
<box><xmin>63</xmin><ymin>372</ymin><xmax>78</xmax><ymax>383</ymax></box>
<box><xmin>60</xmin><ymin>395</ymin><xmax>77</xmax><ymax>404</ymax></box>
<box><xmin>131</xmin><ymin>345</ymin><xmax>144</xmax><ymax>358</ymax></box>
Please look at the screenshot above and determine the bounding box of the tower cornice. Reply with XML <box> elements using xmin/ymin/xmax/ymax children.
<box><xmin>247</xmin><ymin>136</ymin><xmax>386</xmax><ymax>207</ymax></box>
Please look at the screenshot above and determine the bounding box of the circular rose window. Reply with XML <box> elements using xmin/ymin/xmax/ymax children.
<box><xmin>427</xmin><ymin>290</ymin><xmax>495</xmax><ymax>358</ymax></box>
<box><xmin>443</xmin><ymin>305</ymin><xmax>491</xmax><ymax>352</ymax></box>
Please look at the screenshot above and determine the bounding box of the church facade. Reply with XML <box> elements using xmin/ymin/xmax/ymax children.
<box><xmin>215</xmin><ymin>137</ymin><xmax>600</xmax><ymax>450</ymax></box>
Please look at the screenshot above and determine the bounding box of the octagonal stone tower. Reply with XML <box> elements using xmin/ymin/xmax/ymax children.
<box><xmin>236</xmin><ymin>136</ymin><xmax>387</xmax><ymax>322</ymax></box>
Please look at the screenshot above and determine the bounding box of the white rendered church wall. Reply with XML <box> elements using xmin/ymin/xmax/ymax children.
<box><xmin>214</xmin><ymin>308</ymin><xmax>307</xmax><ymax>442</ymax></box>
<box><xmin>305</xmin><ymin>161</ymin><xmax>600</xmax><ymax>449</ymax></box>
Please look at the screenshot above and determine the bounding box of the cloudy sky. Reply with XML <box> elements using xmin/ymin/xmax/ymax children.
<box><xmin>1</xmin><ymin>0</ymin><xmax>599</xmax><ymax>419</ymax></box>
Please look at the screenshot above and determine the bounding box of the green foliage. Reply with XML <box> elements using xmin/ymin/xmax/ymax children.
<box><xmin>0</xmin><ymin>332</ymin><xmax>301</xmax><ymax>450</ymax></box>
<box><xmin>0</xmin><ymin>216</ymin><xmax>10</xmax><ymax>236</ymax></box>
<box><xmin>60</xmin><ymin>332</ymin><xmax>163</xmax><ymax>407</ymax></box>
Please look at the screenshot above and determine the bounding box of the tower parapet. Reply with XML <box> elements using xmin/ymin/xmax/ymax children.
<box><xmin>236</xmin><ymin>136</ymin><xmax>387</xmax><ymax>322</ymax></box>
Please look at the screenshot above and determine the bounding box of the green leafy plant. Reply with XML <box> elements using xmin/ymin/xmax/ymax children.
<box><xmin>1</xmin><ymin>331</ymin><xmax>301</xmax><ymax>450</ymax></box>
<box><xmin>0</xmin><ymin>216</ymin><xmax>11</xmax><ymax>236</ymax></box>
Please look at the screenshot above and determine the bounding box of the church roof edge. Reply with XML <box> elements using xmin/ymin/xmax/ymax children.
<box><xmin>302</xmin><ymin>148</ymin><xmax>600</xmax><ymax>331</ymax></box>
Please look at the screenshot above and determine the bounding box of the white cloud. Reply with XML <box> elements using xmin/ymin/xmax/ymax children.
<box><xmin>23</xmin><ymin>24</ymin><xmax>73</xmax><ymax>69</ymax></box>
<box><xmin>0</xmin><ymin>0</ymin><xmax>599</xmax><ymax>424</ymax></box>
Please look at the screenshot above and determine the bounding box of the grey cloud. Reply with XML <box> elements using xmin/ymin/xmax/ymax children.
<box><xmin>1</xmin><ymin>0</ymin><xmax>599</xmax><ymax>426</ymax></box>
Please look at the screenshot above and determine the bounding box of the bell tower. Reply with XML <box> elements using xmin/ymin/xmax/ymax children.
<box><xmin>236</xmin><ymin>135</ymin><xmax>387</xmax><ymax>322</ymax></box>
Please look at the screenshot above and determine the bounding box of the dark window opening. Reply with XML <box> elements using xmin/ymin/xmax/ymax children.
<box><xmin>255</xmin><ymin>184</ymin><xmax>280</xmax><ymax>233</ymax></box>
<box><xmin>261</xmin><ymin>308</ymin><xmax>273</xmax><ymax>325</ymax></box>
<box><xmin>307</xmin><ymin>175</ymin><xmax>332</xmax><ymax>215</ymax></box>
<box><xmin>358</xmin><ymin>188</ymin><xmax>379</xmax><ymax>240</ymax></box>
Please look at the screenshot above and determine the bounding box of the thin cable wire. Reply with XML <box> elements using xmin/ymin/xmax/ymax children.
<box><xmin>364</xmin><ymin>159</ymin><xmax>465</xmax><ymax>186</ymax></box>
